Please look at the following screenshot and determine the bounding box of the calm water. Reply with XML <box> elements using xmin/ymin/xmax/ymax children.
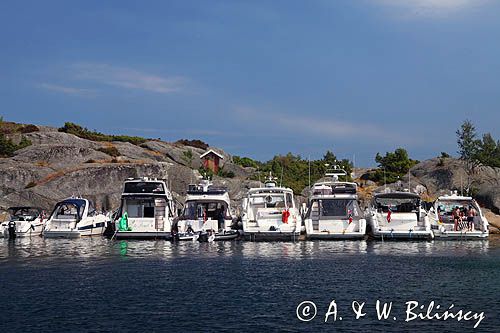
<box><xmin>1</xmin><ymin>237</ymin><xmax>499</xmax><ymax>333</ymax></box>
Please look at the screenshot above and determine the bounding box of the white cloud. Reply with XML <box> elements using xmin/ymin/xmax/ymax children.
<box><xmin>72</xmin><ymin>63</ymin><xmax>186</xmax><ymax>94</ymax></box>
<box><xmin>38</xmin><ymin>83</ymin><xmax>94</xmax><ymax>96</ymax></box>
<box><xmin>372</xmin><ymin>0</ymin><xmax>490</xmax><ymax>18</ymax></box>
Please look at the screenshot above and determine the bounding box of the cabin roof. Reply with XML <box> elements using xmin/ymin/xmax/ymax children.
<box><xmin>374</xmin><ymin>192</ymin><xmax>420</xmax><ymax>199</ymax></box>
<box><xmin>200</xmin><ymin>149</ymin><xmax>224</xmax><ymax>159</ymax></box>
<box><xmin>8</xmin><ymin>206</ymin><xmax>43</xmax><ymax>211</ymax></box>
<box><xmin>248</xmin><ymin>187</ymin><xmax>294</xmax><ymax>195</ymax></box>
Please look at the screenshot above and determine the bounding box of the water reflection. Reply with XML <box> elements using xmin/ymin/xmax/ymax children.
<box><xmin>366</xmin><ymin>239</ymin><xmax>491</xmax><ymax>256</ymax></box>
<box><xmin>0</xmin><ymin>236</ymin><xmax>496</xmax><ymax>262</ymax></box>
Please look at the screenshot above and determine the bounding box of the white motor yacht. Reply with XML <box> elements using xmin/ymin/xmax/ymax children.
<box><xmin>428</xmin><ymin>192</ymin><xmax>489</xmax><ymax>239</ymax></box>
<box><xmin>304</xmin><ymin>167</ymin><xmax>366</xmax><ymax>239</ymax></box>
<box><xmin>43</xmin><ymin>198</ymin><xmax>109</xmax><ymax>238</ymax></box>
<box><xmin>175</xmin><ymin>179</ymin><xmax>240</xmax><ymax>241</ymax></box>
<box><xmin>242</xmin><ymin>173</ymin><xmax>300</xmax><ymax>241</ymax></box>
<box><xmin>366</xmin><ymin>191</ymin><xmax>433</xmax><ymax>240</ymax></box>
<box><xmin>1</xmin><ymin>207</ymin><xmax>46</xmax><ymax>238</ymax></box>
<box><xmin>113</xmin><ymin>177</ymin><xmax>177</xmax><ymax>240</ymax></box>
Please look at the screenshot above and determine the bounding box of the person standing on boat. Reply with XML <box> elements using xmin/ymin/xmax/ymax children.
<box><xmin>217</xmin><ymin>206</ymin><xmax>225</xmax><ymax>232</ymax></box>
<box><xmin>467</xmin><ymin>206</ymin><xmax>477</xmax><ymax>231</ymax></box>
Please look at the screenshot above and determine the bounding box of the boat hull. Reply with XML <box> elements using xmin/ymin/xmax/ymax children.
<box><xmin>114</xmin><ymin>231</ymin><xmax>172</xmax><ymax>240</ymax></box>
<box><xmin>371</xmin><ymin>230</ymin><xmax>433</xmax><ymax>240</ymax></box>
<box><xmin>44</xmin><ymin>225</ymin><xmax>105</xmax><ymax>238</ymax></box>
<box><xmin>2</xmin><ymin>224</ymin><xmax>44</xmax><ymax>238</ymax></box>
<box><xmin>432</xmin><ymin>230</ymin><xmax>488</xmax><ymax>240</ymax></box>
<box><xmin>306</xmin><ymin>232</ymin><xmax>366</xmax><ymax>240</ymax></box>
<box><xmin>244</xmin><ymin>230</ymin><xmax>300</xmax><ymax>241</ymax></box>
<box><xmin>174</xmin><ymin>230</ymin><xmax>241</xmax><ymax>242</ymax></box>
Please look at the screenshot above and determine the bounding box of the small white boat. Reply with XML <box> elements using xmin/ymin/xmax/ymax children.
<box><xmin>1</xmin><ymin>207</ymin><xmax>46</xmax><ymax>238</ymax></box>
<box><xmin>304</xmin><ymin>167</ymin><xmax>366</xmax><ymax>240</ymax></box>
<box><xmin>428</xmin><ymin>192</ymin><xmax>489</xmax><ymax>239</ymax></box>
<box><xmin>366</xmin><ymin>191</ymin><xmax>433</xmax><ymax>240</ymax></box>
<box><xmin>175</xmin><ymin>179</ymin><xmax>240</xmax><ymax>242</ymax></box>
<box><xmin>43</xmin><ymin>198</ymin><xmax>109</xmax><ymax>238</ymax></box>
<box><xmin>113</xmin><ymin>177</ymin><xmax>177</xmax><ymax>240</ymax></box>
<box><xmin>242</xmin><ymin>173</ymin><xmax>300</xmax><ymax>241</ymax></box>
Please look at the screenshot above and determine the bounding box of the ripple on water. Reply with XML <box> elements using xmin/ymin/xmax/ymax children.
<box><xmin>0</xmin><ymin>237</ymin><xmax>499</xmax><ymax>332</ymax></box>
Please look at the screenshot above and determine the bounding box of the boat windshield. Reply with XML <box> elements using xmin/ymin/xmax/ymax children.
<box><xmin>182</xmin><ymin>201</ymin><xmax>230</xmax><ymax>220</ymax></box>
<box><xmin>437</xmin><ymin>200</ymin><xmax>474</xmax><ymax>216</ymax></box>
<box><xmin>308</xmin><ymin>199</ymin><xmax>360</xmax><ymax>218</ymax></box>
<box><xmin>9</xmin><ymin>208</ymin><xmax>40</xmax><ymax>221</ymax></box>
<box><xmin>375</xmin><ymin>198</ymin><xmax>419</xmax><ymax>213</ymax></box>
<box><xmin>249</xmin><ymin>192</ymin><xmax>293</xmax><ymax>209</ymax></box>
<box><xmin>52</xmin><ymin>200</ymin><xmax>86</xmax><ymax>220</ymax></box>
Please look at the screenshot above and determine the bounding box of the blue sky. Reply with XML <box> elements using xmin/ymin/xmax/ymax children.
<box><xmin>1</xmin><ymin>0</ymin><xmax>499</xmax><ymax>166</ymax></box>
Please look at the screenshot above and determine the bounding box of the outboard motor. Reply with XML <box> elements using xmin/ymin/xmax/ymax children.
<box><xmin>197</xmin><ymin>231</ymin><xmax>208</xmax><ymax>242</ymax></box>
<box><xmin>7</xmin><ymin>220</ymin><xmax>16</xmax><ymax>240</ymax></box>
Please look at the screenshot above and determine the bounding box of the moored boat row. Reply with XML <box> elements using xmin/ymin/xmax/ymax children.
<box><xmin>1</xmin><ymin>170</ymin><xmax>490</xmax><ymax>241</ymax></box>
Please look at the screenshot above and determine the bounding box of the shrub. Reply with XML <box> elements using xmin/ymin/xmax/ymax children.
<box><xmin>233</xmin><ymin>156</ymin><xmax>260</xmax><ymax>168</ymax></box>
<box><xmin>182</xmin><ymin>149</ymin><xmax>194</xmax><ymax>167</ymax></box>
<box><xmin>19</xmin><ymin>124</ymin><xmax>39</xmax><ymax>133</ymax></box>
<box><xmin>440</xmin><ymin>152</ymin><xmax>450</xmax><ymax>158</ymax></box>
<box><xmin>111</xmin><ymin>135</ymin><xmax>147</xmax><ymax>146</ymax></box>
<box><xmin>198</xmin><ymin>167</ymin><xmax>214</xmax><ymax>180</ymax></box>
<box><xmin>18</xmin><ymin>136</ymin><xmax>32</xmax><ymax>150</ymax></box>
<box><xmin>98</xmin><ymin>146</ymin><xmax>121</xmax><ymax>157</ymax></box>
<box><xmin>218</xmin><ymin>168</ymin><xmax>235</xmax><ymax>178</ymax></box>
<box><xmin>59</xmin><ymin>122</ymin><xmax>147</xmax><ymax>145</ymax></box>
<box><xmin>175</xmin><ymin>139</ymin><xmax>209</xmax><ymax>150</ymax></box>
<box><xmin>35</xmin><ymin>161</ymin><xmax>50</xmax><ymax>167</ymax></box>
<box><xmin>25</xmin><ymin>181</ymin><xmax>36</xmax><ymax>189</ymax></box>
<box><xmin>0</xmin><ymin>134</ymin><xmax>17</xmax><ymax>157</ymax></box>
<box><xmin>0</xmin><ymin>134</ymin><xmax>31</xmax><ymax>157</ymax></box>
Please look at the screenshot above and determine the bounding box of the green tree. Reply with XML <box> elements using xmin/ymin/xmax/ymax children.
<box><xmin>251</xmin><ymin>151</ymin><xmax>353</xmax><ymax>194</ymax></box>
<box><xmin>364</xmin><ymin>148</ymin><xmax>418</xmax><ymax>184</ymax></box>
<box><xmin>456</xmin><ymin>120</ymin><xmax>482</xmax><ymax>193</ymax></box>
<box><xmin>477</xmin><ymin>133</ymin><xmax>500</xmax><ymax>168</ymax></box>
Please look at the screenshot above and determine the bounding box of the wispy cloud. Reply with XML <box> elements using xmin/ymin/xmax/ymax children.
<box><xmin>234</xmin><ymin>106</ymin><xmax>417</xmax><ymax>145</ymax></box>
<box><xmin>72</xmin><ymin>63</ymin><xmax>186</xmax><ymax>94</ymax></box>
<box><xmin>38</xmin><ymin>83</ymin><xmax>94</xmax><ymax>96</ymax></box>
<box><xmin>120</xmin><ymin>127</ymin><xmax>248</xmax><ymax>138</ymax></box>
<box><xmin>371</xmin><ymin>0</ymin><xmax>490</xmax><ymax>18</ymax></box>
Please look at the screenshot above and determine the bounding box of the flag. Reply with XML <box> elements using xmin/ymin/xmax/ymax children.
<box><xmin>282</xmin><ymin>209</ymin><xmax>290</xmax><ymax>223</ymax></box>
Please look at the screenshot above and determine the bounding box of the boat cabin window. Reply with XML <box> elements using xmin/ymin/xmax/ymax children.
<box><xmin>317</xmin><ymin>199</ymin><xmax>358</xmax><ymax>218</ymax></box>
<box><xmin>182</xmin><ymin>201</ymin><xmax>229</xmax><ymax>220</ymax></box>
<box><xmin>375</xmin><ymin>198</ymin><xmax>419</xmax><ymax>213</ymax></box>
<box><xmin>124</xmin><ymin>182</ymin><xmax>165</xmax><ymax>194</ymax></box>
<box><xmin>87</xmin><ymin>201</ymin><xmax>97</xmax><ymax>217</ymax></box>
<box><xmin>250</xmin><ymin>193</ymin><xmax>286</xmax><ymax>209</ymax></box>
<box><xmin>124</xmin><ymin>199</ymin><xmax>155</xmax><ymax>218</ymax></box>
<box><xmin>286</xmin><ymin>193</ymin><xmax>294</xmax><ymax>208</ymax></box>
